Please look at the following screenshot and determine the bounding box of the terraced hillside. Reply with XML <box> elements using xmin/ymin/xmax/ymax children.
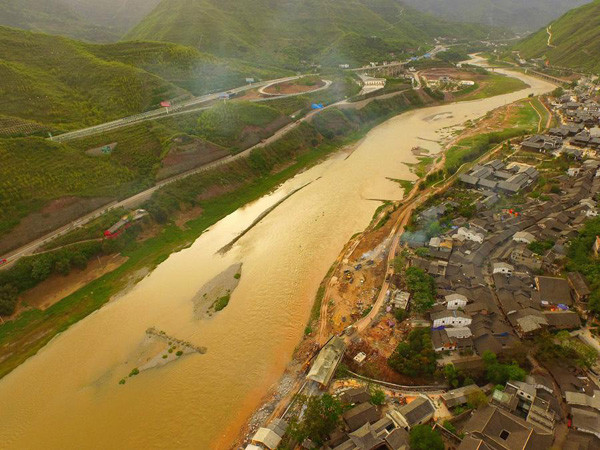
<box><xmin>125</xmin><ymin>0</ymin><xmax>504</xmax><ymax>68</ymax></box>
<box><xmin>516</xmin><ymin>0</ymin><xmax>600</xmax><ymax>72</ymax></box>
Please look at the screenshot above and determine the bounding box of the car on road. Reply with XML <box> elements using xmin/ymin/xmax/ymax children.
<box><xmin>0</xmin><ymin>258</ymin><xmax>7</xmax><ymax>266</ymax></box>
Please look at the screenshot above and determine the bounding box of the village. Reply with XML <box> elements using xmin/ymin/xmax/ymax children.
<box><xmin>242</xmin><ymin>76</ymin><xmax>600</xmax><ymax>450</ymax></box>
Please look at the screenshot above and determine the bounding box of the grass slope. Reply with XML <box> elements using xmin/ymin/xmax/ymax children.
<box><xmin>125</xmin><ymin>0</ymin><xmax>503</xmax><ymax>68</ymax></box>
<box><xmin>516</xmin><ymin>0</ymin><xmax>600</xmax><ymax>73</ymax></box>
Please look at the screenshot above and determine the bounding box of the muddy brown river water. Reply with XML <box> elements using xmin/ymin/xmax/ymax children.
<box><xmin>0</xmin><ymin>61</ymin><xmax>554</xmax><ymax>449</ymax></box>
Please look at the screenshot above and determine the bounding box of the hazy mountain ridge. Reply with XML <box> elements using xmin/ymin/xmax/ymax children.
<box><xmin>125</xmin><ymin>0</ymin><xmax>506</xmax><ymax>68</ymax></box>
<box><xmin>0</xmin><ymin>0</ymin><xmax>162</xmax><ymax>42</ymax></box>
<box><xmin>401</xmin><ymin>0</ymin><xmax>591</xmax><ymax>33</ymax></box>
<box><xmin>515</xmin><ymin>0</ymin><xmax>600</xmax><ymax>72</ymax></box>
<box><xmin>0</xmin><ymin>0</ymin><xmax>119</xmax><ymax>41</ymax></box>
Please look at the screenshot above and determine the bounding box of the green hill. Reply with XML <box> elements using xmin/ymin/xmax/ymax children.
<box><xmin>125</xmin><ymin>0</ymin><xmax>504</xmax><ymax>68</ymax></box>
<box><xmin>516</xmin><ymin>0</ymin><xmax>600</xmax><ymax>73</ymax></box>
<box><xmin>0</xmin><ymin>26</ymin><xmax>287</xmax><ymax>131</ymax></box>
<box><xmin>401</xmin><ymin>0</ymin><xmax>591</xmax><ymax>33</ymax></box>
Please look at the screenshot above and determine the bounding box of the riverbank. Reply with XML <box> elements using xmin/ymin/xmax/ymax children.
<box><xmin>0</xmin><ymin>91</ymin><xmax>426</xmax><ymax>379</ymax></box>
<box><xmin>0</xmin><ymin>59</ymin><xmax>556</xmax><ymax>450</ymax></box>
<box><xmin>229</xmin><ymin>69</ymin><xmax>556</xmax><ymax>447</ymax></box>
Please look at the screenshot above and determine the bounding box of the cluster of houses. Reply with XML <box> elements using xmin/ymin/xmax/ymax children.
<box><xmin>324</xmin><ymin>387</ymin><xmax>437</xmax><ymax>450</ymax></box>
<box><xmin>247</xmin><ymin>87</ymin><xmax>600</xmax><ymax>450</ymax></box>
<box><xmin>521</xmin><ymin>94</ymin><xmax>600</xmax><ymax>157</ymax></box>
<box><xmin>459</xmin><ymin>159</ymin><xmax>539</xmax><ymax>195</ymax></box>
<box><xmin>409</xmin><ymin>159</ymin><xmax>600</xmax><ymax>349</ymax></box>
<box><xmin>393</xmin><ymin>155</ymin><xmax>600</xmax><ymax>446</ymax></box>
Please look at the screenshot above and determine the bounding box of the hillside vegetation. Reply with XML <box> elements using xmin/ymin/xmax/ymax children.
<box><xmin>516</xmin><ymin>0</ymin><xmax>600</xmax><ymax>73</ymax></box>
<box><xmin>0</xmin><ymin>27</ymin><xmax>286</xmax><ymax>131</ymax></box>
<box><xmin>401</xmin><ymin>0</ymin><xmax>590</xmax><ymax>33</ymax></box>
<box><xmin>0</xmin><ymin>96</ymin><xmax>321</xmax><ymax>250</ymax></box>
<box><xmin>125</xmin><ymin>0</ymin><xmax>503</xmax><ymax>68</ymax></box>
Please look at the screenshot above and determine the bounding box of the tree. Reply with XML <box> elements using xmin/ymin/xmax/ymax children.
<box><xmin>0</xmin><ymin>284</ymin><xmax>19</xmax><ymax>316</ymax></box>
<box><xmin>415</xmin><ymin>247</ymin><xmax>430</xmax><ymax>258</ymax></box>
<box><xmin>467</xmin><ymin>390</ymin><xmax>488</xmax><ymax>409</ymax></box>
<box><xmin>444</xmin><ymin>364</ymin><xmax>460</xmax><ymax>388</ymax></box>
<box><xmin>388</xmin><ymin>328</ymin><xmax>438</xmax><ymax>377</ymax></box>
<box><xmin>288</xmin><ymin>394</ymin><xmax>343</xmax><ymax>445</ymax></box>
<box><xmin>370</xmin><ymin>386</ymin><xmax>386</xmax><ymax>406</ymax></box>
<box><xmin>409</xmin><ymin>425</ymin><xmax>444</xmax><ymax>450</ymax></box>
<box><xmin>443</xmin><ymin>420</ymin><xmax>457</xmax><ymax>434</ymax></box>
<box><xmin>482</xmin><ymin>351</ymin><xmax>526</xmax><ymax>385</ymax></box>
<box><xmin>404</xmin><ymin>267</ymin><xmax>437</xmax><ymax>313</ymax></box>
<box><xmin>71</xmin><ymin>252</ymin><xmax>88</xmax><ymax>270</ymax></box>
<box><xmin>54</xmin><ymin>258</ymin><xmax>71</xmax><ymax>276</ymax></box>
<box><xmin>394</xmin><ymin>308</ymin><xmax>406</xmax><ymax>322</ymax></box>
<box><xmin>30</xmin><ymin>256</ymin><xmax>52</xmax><ymax>281</ymax></box>
<box><xmin>552</xmin><ymin>87</ymin><xmax>564</xmax><ymax>98</ymax></box>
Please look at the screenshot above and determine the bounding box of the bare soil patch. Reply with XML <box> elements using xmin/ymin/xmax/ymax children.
<box><xmin>11</xmin><ymin>254</ymin><xmax>127</xmax><ymax>316</ymax></box>
<box><xmin>0</xmin><ymin>196</ymin><xmax>113</xmax><ymax>255</ymax></box>
<box><xmin>236</xmin><ymin>116</ymin><xmax>291</xmax><ymax>150</ymax></box>
<box><xmin>156</xmin><ymin>137</ymin><xmax>229</xmax><ymax>180</ymax></box>
<box><xmin>263</xmin><ymin>80</ymin><xmax>325</xmax><ymax>95</ymax></box>
<box><xmin>174</xmin><ymin>206</ymin><xmax>204</xmax><ymax>229</ymax></box>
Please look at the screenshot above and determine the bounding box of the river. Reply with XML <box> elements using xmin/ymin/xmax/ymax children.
<box><xmin>0</xmin><ymin>62</ymin><xmax>555</xmax><ymax>449</ymax></box>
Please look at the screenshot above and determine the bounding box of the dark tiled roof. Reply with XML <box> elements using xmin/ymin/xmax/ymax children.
<box><xmin>343</xmin><ymin>403</ymin><xmax>380</xmax><ymax>432</ymax></box>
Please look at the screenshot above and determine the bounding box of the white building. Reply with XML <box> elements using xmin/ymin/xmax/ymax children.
<box><xmin>455</xmin><ymin>227</ymin><xmax>484</xmax><ymax>244</ymax></box>
<box><xmin>460</xmin><ymin>80</ymin><xmax>475</xmax><ymax>86</ymax></box>
<box><xmin>445</xmin><ymin>293</ymin><xmax>467</xmax><ymax>310</ymax></box>
<box><xmin>431</xmin><ymin>310</ymin><xmax>472</xmax><ymax>328</ymax></box>
<box><xmin>493</xmin><ymin>262</ymin><xmax>514</xmax><ymax>275</ymax></box>
<box><xmin>513</xmin><ymin>231</ymin><xmax>535</xmax><ymax>244</ymax></box>
<box><xmin>568</xmin><ymin>168</ymin><xmax>581</xmax><ymax>177</ymax></box>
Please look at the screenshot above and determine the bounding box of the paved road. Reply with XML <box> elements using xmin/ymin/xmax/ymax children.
<box><xmin>0</xmin><ymin>81</ymin><xmax>344</xmax><ymax>270</ymax></box>
<box><xmin>50</xmin><ymin>75</ymin><xmax>307</xmax><ymax>143</ymax></box>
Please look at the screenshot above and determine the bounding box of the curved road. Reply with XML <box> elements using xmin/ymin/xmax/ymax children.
<box><xmin>51</xmin><ymin>75</ymin><xmax>309</xmax><ymax>143</ymax></box>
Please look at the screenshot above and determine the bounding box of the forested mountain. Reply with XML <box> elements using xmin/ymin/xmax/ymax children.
<box><xmin>125</xmin><ymin>0</ymin><xmax>504</xmax><ymax>68</ymax></box>
<box><xmin>516</xmin><ymin>0</ymin><xmax>600</xmax><ymax>73</ymax></box>
<box><xmin>401</xmin><ymin>0</ymin><xmax>591</xmax><ymax>33</ymax></box>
